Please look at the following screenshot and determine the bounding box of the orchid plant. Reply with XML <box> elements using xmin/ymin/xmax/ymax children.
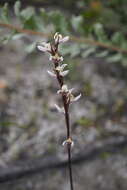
<box><xmin>37</xmin><ymin>32</ymin><xmax>81</xmax><ymax>190</ymax></box>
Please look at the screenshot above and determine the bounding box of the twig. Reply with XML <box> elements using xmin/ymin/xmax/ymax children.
<box><xmin>0</xmin><ymin>22</ymin><xmax>127</xmax><ymax>54</ymax></box>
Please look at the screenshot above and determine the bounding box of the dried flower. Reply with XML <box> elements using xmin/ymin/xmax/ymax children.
<box><xmin>57</xmin><ymin>85</ymin><xmax>81</xmax><ymax>105</ymax></box>
<box><xmin>49</xmin><ymin>54</ymin><xmax>63</xmax><ymax>63</ymax></box>
<box><xmin>47</xmin><ymin>70</ymin><xmax>56</xmax><ymax>77</ymax></box>
<box><xmin>55</xmin><ymin>64</ymin><xmax>69</xmax><ymax>76</ymax></box>
<box><xmin>62</xmin><ymin>138</ymin><xmax>74</xmax><ymax>147</ymax></box>
<box><xmin>55</xmin><ymin>64</ymin><xmax>67</xmax><ymax>71</ymax></box>
<box><xmin>54</xmin><ymin>32</ymin><xmax>69</xmax><ymax>44</ymax></box>
<box><xmin>54</xmin><ymin>104</ymin><xmax>65</xmax><ymax>114</ymax></box>
<box><xmin>57</xmin><ymin>84</ymin><xmax>69</xmax><ymax>94</ymax></box>
<box><xmin>70</xmin><ymin>93</ymin><xmax>81</xmax><ymax>102</ymax></box>
<box><xmin>37</xmin><ymin>42</ymin><xmax>51</xmax><ymax>53</ymax></box>
<box><xmin>59</xmin><ymin>70</ymin><xmax>69</xmax><ymax>77</ymax></box>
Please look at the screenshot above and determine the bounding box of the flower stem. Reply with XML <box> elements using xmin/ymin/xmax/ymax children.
<box><xmin>37</xmin><ymin>33</ymin><xmax>75</xmax><ymax>190</ymax></box>
<box><xmin>67</xmin><ymin>144</ymin><xmax>74</xmax><ymax>190</ymax></box>
<box><xmin>55</xmin><ymin>67</ymin><xmax>74</xmax><ymax>190</ymax></box>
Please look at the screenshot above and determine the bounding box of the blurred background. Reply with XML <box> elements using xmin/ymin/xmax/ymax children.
<box><xmin>0</xmin><ymin>0</ymin><xmax>127</xmax><ymax>190</ymax></box>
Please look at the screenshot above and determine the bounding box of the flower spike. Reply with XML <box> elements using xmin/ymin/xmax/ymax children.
<box><xmin>37</xmin><ymin>33</ymin><xmax>81</xmax><ymax>190</ymax></box>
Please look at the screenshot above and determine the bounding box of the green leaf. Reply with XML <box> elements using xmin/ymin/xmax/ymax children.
<box><xmin>0</xmin><ymin>33</ymin><xmax>14</xmax><ymax>44</ymax></box>
<box><xmin>80</xmin><ymin>44</ymin><xmax>92</xmax><ymax>49</ymax></box>
<box><xmin>12</xmin><ymin>33</ymin><xmax>26</xmax><ymax>40</ymax></box>
<box><xmin>107</xmin><ymin>53</ymin><xmax>122</xmax><ymax>63</ymax></box>
<box><xmin>60</xmin><ymin>43</ymin><xmax>80</xmax><ymax>57</ymax></box>
<box><xmin>93</xmin><ymin>23</ymin><xmax>108</xmax><ymax>43</ymax></box>
<box><xmin>96</xmin><ymin>50</ymin><xmax>108</xmax><ymax>58</ymax></box>
<box><xmin>39</xmin><ymin>8</ymin><xmax>49</xmax><ymax>23</ymax></box>
<box><xmin>111</xmin><ymin>32</ymin><xmax>127</xmax><ymax>49</ymax></box>
<box><xmin>48</xmin><ymin>11</ymin><xmax>69</xmax><ymax>34</ymax></box>
<box><xmin>60</xmin><ymin>44</ymin><xmax>72</xmax><ymax>56</ymax></box>
<box><xmin>81</xmin><ymin>47</ymin><xmax>96</xmax><ymax>58</ymax></box>
<box><xmin>23</xmin><ymin>16</ymin><xmax>38</xmax><ymax>30</ymax></box>
<box><xmin>19</xmin><ymin>7</ymin><xmax>38</xmax><ymax>30</ymax></box>
<box><xmin>25</xmin><ymin>42</ymin><xmax>36</xmax><ymax>53</ymax></box>
<box><xmin>0</xmin><ymin>3</ymin><xmax>9</xmax><ymax>23</ymax></box>
<box><xmin>101</xmin><ymin>8</ymin><xmax>121</xmax><ymax>29</ymax></box>
<box><xmin>20</xmin><ymin>7</ymin><xmax>35</xmax><ymax>21</ymax></box>
<box><xmin>111</xmin><ymin>32</ymin><xmax>123</xmax><ymax>44</ymax></box>
<box><xmin>121</xmin><ymin>55</ymin><xmax>127</xmax><ymax>67</ymax></box>
<box><xmin>14</xmin><ymin>1</ymin><xmax>21</xmax><ymax>17</ymax></box>
<box><xmin>71</xmin><ymin>15</ymin><xmax>84</xmax><ymax>34</ymax></box>
<box><xmin>33</xmin><ymin>16</ymin><xmax>48</xmax><ymax>33</ymax></box>
<box><xmin>70</xmin><ymin>44</ymin><xmax>81</xmax><ymax>57</ymax></box>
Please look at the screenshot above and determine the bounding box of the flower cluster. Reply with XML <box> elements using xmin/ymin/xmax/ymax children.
<box><xmin>37</xmin><ymin>32</ymin><xmax>81</xmax><ymax>147</ymax></box>
<box><xmin>37</xmin><ymin>32</ymin><xmax>69</xmax><ymax>63</ymax></box>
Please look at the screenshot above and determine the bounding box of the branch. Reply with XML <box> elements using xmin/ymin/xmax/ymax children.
<box><xmin>0</xmin><ymin>22</ymin><xmax>127</xmax><ymax>54</ymax></box>
<box><xmin>0</xmin><ymin>135</ymin><xmax>127</xmax><ymax>184</ymax></box>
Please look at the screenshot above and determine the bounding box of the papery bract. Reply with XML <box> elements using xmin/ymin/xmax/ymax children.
<box><xmin>37</xmin><ymin>42</ymin><xmax>51</xmax><ymax>52</ymax></box>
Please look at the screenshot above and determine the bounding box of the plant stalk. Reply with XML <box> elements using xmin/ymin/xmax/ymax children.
<box><xmin>55</xmin><ymin>66</ymin><xmax>74</xmax><ymax>190</ymax></box>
